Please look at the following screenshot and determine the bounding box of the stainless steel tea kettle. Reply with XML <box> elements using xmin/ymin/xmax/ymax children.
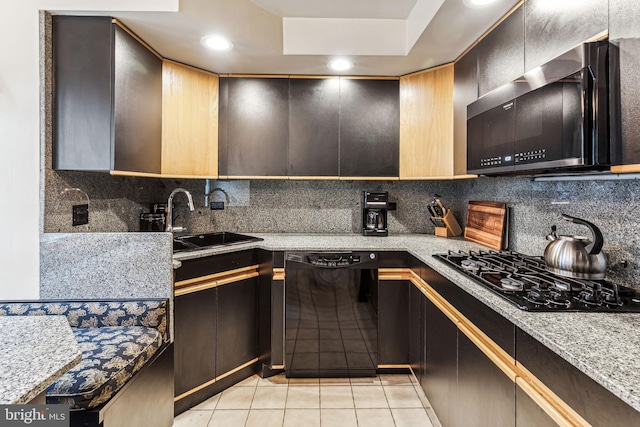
<box><xmin>544</xmin><ymin>214</ymin><xmax>607</xmax><ymax>280</ymax></box>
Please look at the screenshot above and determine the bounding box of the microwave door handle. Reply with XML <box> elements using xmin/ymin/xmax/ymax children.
<box><xmin>583</xmin><ymin>65</ymin><xmax>596</xmax><ymax>163</ymax></box>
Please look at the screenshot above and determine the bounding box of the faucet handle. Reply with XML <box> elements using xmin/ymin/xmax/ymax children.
<box><xmin>172</xmin><ymin>226</ymin><xmax>187</xmax><ymax>233</ymax></box>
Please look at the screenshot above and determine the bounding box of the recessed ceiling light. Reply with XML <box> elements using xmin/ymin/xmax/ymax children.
<box><xmin>201</xmin><ymin>35</ymin><xmax>234</xmax><ymax>51</ymax></box>
<box><xmin>328</xmin><ymin>59</ymin><xmax>354</xmax><ymax>71</ymax></box>
<box><xmin>464</xmin><ymin>0</ymin><xmax>498</xmax><ymax>7</ymax></box>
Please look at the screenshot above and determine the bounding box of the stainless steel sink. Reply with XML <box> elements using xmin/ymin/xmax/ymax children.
<box><xmin>173</xmin><ymin>232</ymin><xmax>262</xmax><ymax>253</ymax></box>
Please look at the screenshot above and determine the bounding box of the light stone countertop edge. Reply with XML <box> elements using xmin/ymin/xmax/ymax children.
<box><xmin>0</xmin><ymin>316</ymin><xmax>82</xmax><ymax>404</ymax></box>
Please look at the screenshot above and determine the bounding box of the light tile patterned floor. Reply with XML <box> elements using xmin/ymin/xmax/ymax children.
<box><xmin>173</xmin><ymin>374</ymin><xmax>439</xmax><ymax>427</ymax></box>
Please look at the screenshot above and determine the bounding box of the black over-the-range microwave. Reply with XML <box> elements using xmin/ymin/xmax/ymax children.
<box><xmin>467</xmin><ymin>41</ymin><xmax>617</xmax><ymax>176</ymax></box>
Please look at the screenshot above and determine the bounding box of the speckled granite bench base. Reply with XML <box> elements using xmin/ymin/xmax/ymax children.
<box><xmin>0</xmin><ymin>299</ymin><xmax>170</xmax><ymax>415</ymax></box>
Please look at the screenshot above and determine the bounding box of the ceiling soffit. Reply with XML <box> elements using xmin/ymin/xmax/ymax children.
<box><xmin>250</xmin><ymin>0</ymin><xmax>446</xmax><ymax>56</ymax></box>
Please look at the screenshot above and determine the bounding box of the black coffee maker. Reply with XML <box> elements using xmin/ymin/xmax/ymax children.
<box><xmin>362</xmin><ymin>191</ymin><xmax>389</xmax><ymax>236</ymax></box>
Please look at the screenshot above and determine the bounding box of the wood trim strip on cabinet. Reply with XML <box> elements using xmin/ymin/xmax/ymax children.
<box><xmin>217</xmin><ymin>176</ymin><xmax>290</xmax><ymax>180</ymax></box>
<box><xmin>378</xmin><ymin>268</ymin><xmax>414</xmax><ymax>281</ymax></box>
<box><xmin>515</xmin><ymin>365</ymin><xmax>590</xmax><ymax>427</ymax></box>
<box><xmin>174</xmin><ymin>357</ymin><xmax>259</xmax><ymax>402</ymax></box>
<box><xmin>162</xmin><ymin>58</ymin><xmax>218</xmax><ymax>76</ymax></box>
<box><xmin>110</xmin><ymin>170</ymin><xmax>165</xmax><ymax>178</ymax></box>
<box><xmin>399</xmin><ymin>174</ymin><xmax>478</xmax><ymax>181</ymax></box>
<box><xmin>288</xmin><ymin>176</ymin><xmax>341</xmax><ymax>180</ymax></box>
<box><xmin>339</xmin><ymin>76</ymin><xmax>400</xmax><ymax>81</ymax></box>
<box><xmin>228</xmin><ymin>74</ymin><xmax>290</xmax><ymax>79</ymax></box>
<box><xmin>273</xmin><ymin>268</ymin><xmax>285</xmax><ymax>281</ymax></box>
<box><xmin>377</xmin><ymin>364</ymin><xmax>411</xmax><ymax>369</ymax></box>
<box><xmin>111</xmin><ymin>170</ymin><xmax>220</xmax><ymax>179</ymax></box>
<box><xmin>382</xmin><ymin>268</ymin><xmax>592</xmax><ymax>427</ymax></box>
<box><xmin>111</xmin><ymin>19</ymin><xmax>163</xmax><ymax>60</ymax></box>
<box><xmin>585</xmin><ymin>29</ymin><xmax>609</xmax><ymax>43</ymax></box>
<box><xmin>400</xmin><ymin>62</ymin><xmax>455</xmax><ymax>79</ymax></box>
<box><xmin>611</xmin><ymin>164</ymin><xmax>640</xmax><ymax>173</ymax></box>
<box><xmin>174</xmin><ymin>265</ymin><xmax>260</xmax><ymax>296</ymax></box>
<box><xmin>338</xmin><ymin>176</ymin><xmax>401</xmax><ymax>181</ymax></box>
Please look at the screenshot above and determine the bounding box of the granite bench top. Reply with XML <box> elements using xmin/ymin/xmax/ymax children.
<box><xmin>0</xmin><ymin>316</ymin><xmax>82</xmax><ymax>404</ymax></box>
<box><xmin>174</xmin><ymin>233</ymin><xmax>640</xmax><ymax>412</ymax></box>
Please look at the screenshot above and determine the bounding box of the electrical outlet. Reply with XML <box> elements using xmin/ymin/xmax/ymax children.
<box><xmin>72</xmin><ymin>204</ymin><xmax>89</xmax><ymax>226</ymax></box>
<box><xmin>210</xmin><ymin>201</ymin><xmax>224</xmax><ymax>210</ymax></box>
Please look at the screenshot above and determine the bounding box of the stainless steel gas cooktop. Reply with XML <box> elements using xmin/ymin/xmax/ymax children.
<box><xmin>434</xmin><ymin>250</ymin><xmax>640</xmax><ymax>312</ymax></box>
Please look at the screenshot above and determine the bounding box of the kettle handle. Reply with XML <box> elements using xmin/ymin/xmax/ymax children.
<box><xmin>561</xmin><ymin>214</ymin><xmax>603</xmax><ymax>255</ymax></box>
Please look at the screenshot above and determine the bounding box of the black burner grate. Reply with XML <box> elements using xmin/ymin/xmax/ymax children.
<box><xmin>434</xmin><ymin>250</ymin><xmax>640</xmax><ymax>312</ymax></box>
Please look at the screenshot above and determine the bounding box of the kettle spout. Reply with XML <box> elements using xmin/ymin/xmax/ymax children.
<box><xmin>545</xmin><ymin>225</ymin><xmax>558</xmax><ymax>241</ymax></box>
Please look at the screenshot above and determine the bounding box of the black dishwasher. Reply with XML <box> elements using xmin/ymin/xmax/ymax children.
<box><xmin>284</xmin><ymin>252</ymin><xmax>379</xmax><ymax>378</ymax></box>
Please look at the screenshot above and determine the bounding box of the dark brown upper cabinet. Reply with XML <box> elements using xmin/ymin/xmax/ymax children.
<box><xmin>219</xmin><ymin>77</ymin><xmax>289</xmax><ymax>177</ymax></box>
<box><xmin>339</xmin><ymin>78</ymin><xmax>400</xmax><ymax>177</ymax></box>
<box><xmin>609</xmin><ymin>0</ymin><xmax>640</xmax><ymax>166</ymax></box>
<box><xmin>219</xmin><ymin>76</ymin><xmax>399</xmax><ymax>179</ymax></box>
<box><xmin>477</xmin><ymin>5</ymin><xmax>524</xmax><ymax>97</ymax></box>
<box><xmin>288</xmin><ymin>78</ymin><xmax>340</xmax><ymax>177</ymax></box>
<box><xmin>453</xmin><ymin>46</ymin><xmax>478</xmax><ymax>176</ymax></box>
<box><xmin>53</xmin><ymin>16</ymin><xmax>162</xmax><ymax>174</ymax></box>
<box><xmin>524</xmin><ymin>0</ymin><xmax>608</xmax><ymax>72</ymax></box>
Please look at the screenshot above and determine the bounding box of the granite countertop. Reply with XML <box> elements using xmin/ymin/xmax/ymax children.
<box><xmin>174</xmin><ymin>233</ymin><xmax>640</xmax><ymax>412</ymax></box>
<box><xmin>0</xmin><ymin>316</ymin><xmax>82</xmax><ymax>404</ymax></box>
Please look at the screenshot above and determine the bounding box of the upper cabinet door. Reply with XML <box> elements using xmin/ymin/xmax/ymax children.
<box><xmin>289</xmin><ymin>78</ymin><xmax>340</xmax><ymax>177</ymax></box>
<box><xmin>339</xmin><ymin>78</ymin><xmax>400</xmax><ymax>177</ymax></box>
<box><xmin>161</xmin><ymin>61</ymin><xmax>219</xmax><ymax>177</ymax></box>
<box><xmin>524</xmin><ymin>0</ymin><xmax>608</xmax><ymax>71</ymax></box>
<box><xmin>477</xmin><ymin>6</ymin><xmax>524</xmax><ymax>97</ymax></box>
<box><xmin>223</xmin><ymin>77</ymin><xmax>289</xmax><ymax>177</ymax></box>
<box><xmin>400</xmin><ymin>65</ymin><xmax>454</xmax><ymax>178</ymax></box>
<box><xmin>53</xmin><ymin>16</ymin><xmax>114</xmax><ymax>172</ymax></box>
<box><xmin>453</xmin><ymin>48</ymin><xmax>478</xmax><ymax>176</ymax></box>
<box><xmin>609</xmin><ymin>0</ymin><xmax>640</xmax><ymax>166</ymax></box>
<box><xmin>53</xmin><ymin>16</ymin><xmax>162</xmax><ymax>174</ymax></box>
<box><xmin>113</xmin><ymin>25</ymin><xmax>162</xmax><ymax>173</ymax></box>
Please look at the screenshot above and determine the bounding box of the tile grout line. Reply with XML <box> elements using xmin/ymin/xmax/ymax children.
<box><xmin>241</xmin><ymin>382</ymin><xmax>259</xmax><ymax>427</ymax></box>
<box><xmin>380</xmin><ymin>381</ymin><xmax>398</xmax><ymax>427</ymax></box>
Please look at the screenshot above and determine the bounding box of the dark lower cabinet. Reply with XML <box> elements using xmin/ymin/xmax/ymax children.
<box><xmin>408</xmin><ymin>283</ymin><xmax>423</xmax><ymax>379</ymax></box>
<box><xmin>216</xmin><ymin>278</ymin><xmax>259</xmax><ymax>376</ymax></box>
<box><xmin>458</xmin><ymin>334</ymin><xmax>515</xmax><ymax>427</ymax></box>
<box><xmin>515</xmin><ymin>386</ymin><xmax>556</xmax><ymax>427</ymax></box>
<box><xmin>174</xmin><ymin>250</ymin><xmax>261</xmax><ymax>414</ymax></box>
<box><xmin>378</xmin><ymin>280</ymin><xmax>410</xmax><ymax>365</ymax></box>
<box><xmin>424</xmin><ymin>297</ymin><xmax>458</xmax><ymax>427</ymax></box>
<box><xmin>516</xmin><ymin>329</ymin><xmax>640</xmax><ymax>426</ymax></box>
<box><xmin>174</xmin><ymin>289</ymin><xmax>217</xmax><ymax>396</ymax></box>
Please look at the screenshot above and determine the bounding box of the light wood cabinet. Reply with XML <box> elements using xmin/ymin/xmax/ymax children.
<box><xmin>399</xmin><ymin>64</ymin><xmax>461</xmax><ymax>179</ymax></box>
<box><xmin>161</xmin><ymin>60</ymin><xmax>219</xmax><ymax>177</ymax></box>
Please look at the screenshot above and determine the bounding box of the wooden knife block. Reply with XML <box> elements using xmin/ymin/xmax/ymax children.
<box><xmin>433</xmin><ymin>210</ymin><xmax>463</xmax><ymax>238</ymax></box>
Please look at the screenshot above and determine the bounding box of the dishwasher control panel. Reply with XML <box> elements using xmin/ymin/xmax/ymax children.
<box><xmin>286</xmin><ymin>252</ymin><xmax>378</xmax><ymax>268</ymax></box>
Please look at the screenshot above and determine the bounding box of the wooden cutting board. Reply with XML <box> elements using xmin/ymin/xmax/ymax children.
<box><xmin>464</xmin><ymin>201</ymin><xmax>508</xmax><ymax>250</ymax></box>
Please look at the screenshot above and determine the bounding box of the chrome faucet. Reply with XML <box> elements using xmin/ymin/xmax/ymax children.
<box><xmin>166</xmin><ymin>188</ymin><xmax>194</xmax><ymax>233</ymax></box>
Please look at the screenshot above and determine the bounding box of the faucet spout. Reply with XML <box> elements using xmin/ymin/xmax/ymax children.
<box><xmin>166</xmin><ymin>188</ymin><xmax>194</xmax><ymax>233</ymax></box>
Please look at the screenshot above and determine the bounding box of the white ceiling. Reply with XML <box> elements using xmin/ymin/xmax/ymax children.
<box><xmin>53</xmin><ymin>0</ymin><xmax>520</xmax><ymax>76</ymax></box>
